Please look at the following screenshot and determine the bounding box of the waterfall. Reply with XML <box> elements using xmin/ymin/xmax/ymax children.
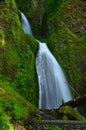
<box><xmin>20</xmin><ymin>11</ymin><xmax>32</xmax><ymax>35</ymax></box>
<box><xmin>20</xmin><ymin>11</ymin><xmax>72</xmax><ymax>110</ymax></box>
<box><xmin>36</xmin><ymin>41</ymin><xmax>72</xmax><ymax>109</ymax></box>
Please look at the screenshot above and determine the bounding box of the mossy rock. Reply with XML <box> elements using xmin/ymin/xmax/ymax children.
<box><xmin>25</xmin><ymin>34</ymin><xmax>38</xmax><ymax>55</ymax></box>
<box><xmin>58</xmin><ymin>105</ymin><xmax>84</xmax><ymax>120</ymax></box>
<box><xmin>0</xmin><ymin>77</ymin><xmax>38</xmax><ymax>124</ymax></box>
<box><xmin>0</xmin><ymin>0</ymin><xmax>39</xmax><ymax>105</ymax></box>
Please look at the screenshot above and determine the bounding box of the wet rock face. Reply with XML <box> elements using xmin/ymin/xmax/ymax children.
<box><xmin>59</xmin><ymin>0</ymin><xmax>86</xmax><ymax>35</ymax></box>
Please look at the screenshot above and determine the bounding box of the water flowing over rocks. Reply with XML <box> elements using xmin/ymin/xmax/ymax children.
<box><xmin>36</xmin><ymin>41</ymin><xmax>72</xmax><ymax>109</ymax></box>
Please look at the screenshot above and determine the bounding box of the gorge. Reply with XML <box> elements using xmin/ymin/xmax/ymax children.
<box><xmin>0</xmin><ymin>0</ymin><xmax>86</xmax><ymax>129</ymax></box>
<box><xmin>21</xmin><ymin>12</ymin><xmax>72</xmax><ymax>109</ymax></box>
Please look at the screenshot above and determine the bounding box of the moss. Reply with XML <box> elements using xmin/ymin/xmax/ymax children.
<box><xmin>25</xmin><ymin>34</ymin><xmax>38</xmax><ymax>55</ymax></box>
<box><xmin>59</xmin><ymin>106</ymin><xmax>84</xmax><ymax>120</ymax></box>
<box><xmin>15</xmin><ymin>0</ymin><xmax>44</xmax><ymax>38</ymax></box>
<box><xmin>42</xmin><ymin>8</ymin><xmax>86</xmax><ymax>97</ymax></box>
<box><xmin>40</xmin><ymin>0</ymin><xmax>86</xmax><ymax>99</ymax></box>
<box><xmin>44</xmin><ymin>126</ymin><xmax>61</xmax><ymax>130</ymax></box>
<box><xmin>60</xmin><ymin>0</ymin><xmax>86</xmax><ymax>35</ymax></box>
<box><xmin>0</xmin><ymin>31</ymin><xmax>5</xmax><ymax>47</ymax></box>
<box><xmin>0</xmin><ymin>109</ymin><xmax>14</xmax><ymax>130</ymax></box>
<box><xmin>0</xmin><ymin>0</ymin><xmax>38</xmax><ymax>106</ymax></box>
<box><xmin>53</xmin><ymin>0</ymin><xmax>86</xmax><ymax>117</ymax></box>
<box><xmin>44</xmin><ymin>22</ymin><xmax>80</xmax><ymax>96</ymax></box>
<box><xmin>0</xmin><ymin>76</ymin><xmax>37</xmax><ymax>124</ymax></box>
<box><xmin>15</xmin><ymin>0</ymin><xmax>86</xmax><ymax>115</ymax></box>
<box><xmin>0</xmin><ymin>0</ymin><xmax>86</xmax><ymax>124</ymax></box>
<box><xmin>45</xmin><ymin>0</ymin><xmax>65</xmax><ymax>19</ymax></box>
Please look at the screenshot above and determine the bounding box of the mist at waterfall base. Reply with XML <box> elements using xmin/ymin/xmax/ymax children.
<box><xmin>20</xmin><ymin>12</ymin><xmax>72</xmax><ymax>110</ymax></box>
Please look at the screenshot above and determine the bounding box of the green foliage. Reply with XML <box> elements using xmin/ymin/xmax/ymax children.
<box><xmin>28</xmin><ymin>125</ymin><xmax>33</xmax><ymax>130</ymax></box>
<box><xmin>0</xmin><ymin>109</ymin><xmax>13</xmax><ymax>130</ymax></box>
<box><xmin>45</xmin><ymin>0</ymin><xmax>65</xmax><ymax>19</ymax></box>
<box><xmin>25</xmin><ymin>34</ymin><xmax>38</xmax><ymax>55</ymax></box>
<box><xmin>44</xmin><ymin>126</ymin><xmax>61</xmax><ymax>130</ymax></box>
<box><xmin>59</xmin><ymin>106</ymin><xmax>84</xmax><ymax>120</ymax></box>
<box><xmin>62</xmin><ymin>115</ymin><xmax>69</xmax><ymax>120</ymax></box>
<box><xmin>0</xmin><ymin>31</ymin><xmax>5</xmax><ymax>47</ymax></box>
<box><xmin>0</xmin><ymin>0</ymin><xmax>86</xmax><ymax>127</ymax></box>
<box><xmin>0</xmin><ymin>76</ymin><xmax>37</xmax><ymax>124</ymax></box>
<box><xmin>0</xmin><ymin>0</ymin><xmax>38</xmax><ymax>105</ymax></box>
<box><xmin>15</xmin><ymin>0</ymin><xmax>42</xmax><ymax>37</ymax></box>
<box><xmin>45</xmin><ymin>20</ymin><xmax>86</xmax><ymax>99</ymax></box>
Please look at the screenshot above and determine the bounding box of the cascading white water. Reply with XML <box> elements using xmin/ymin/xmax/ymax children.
<box><xmin>36</xmin><ymin>41</ymin><xmax>72</xmax><ymax>109</ymax></box>
<box><xmin>20</xmin><ymin>11</ymin><xmax>72</xmax><ymax>110</ymax></box>
<box><xmin>20</xmin><ymin>11</ymin><xmax>32</xmax><ymax>35</ymax></box>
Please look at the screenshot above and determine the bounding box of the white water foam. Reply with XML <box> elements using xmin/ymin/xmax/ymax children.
<box><xmin>36</xmin><ymin>41</ymin><xmax>72</xmax><ymax>109</ymax></box>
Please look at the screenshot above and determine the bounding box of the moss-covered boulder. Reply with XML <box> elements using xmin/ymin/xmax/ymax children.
<box><xmin>58</xmin><ymin>105</ymin><xmax>84</xmax><ymax>120</ymax></box>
